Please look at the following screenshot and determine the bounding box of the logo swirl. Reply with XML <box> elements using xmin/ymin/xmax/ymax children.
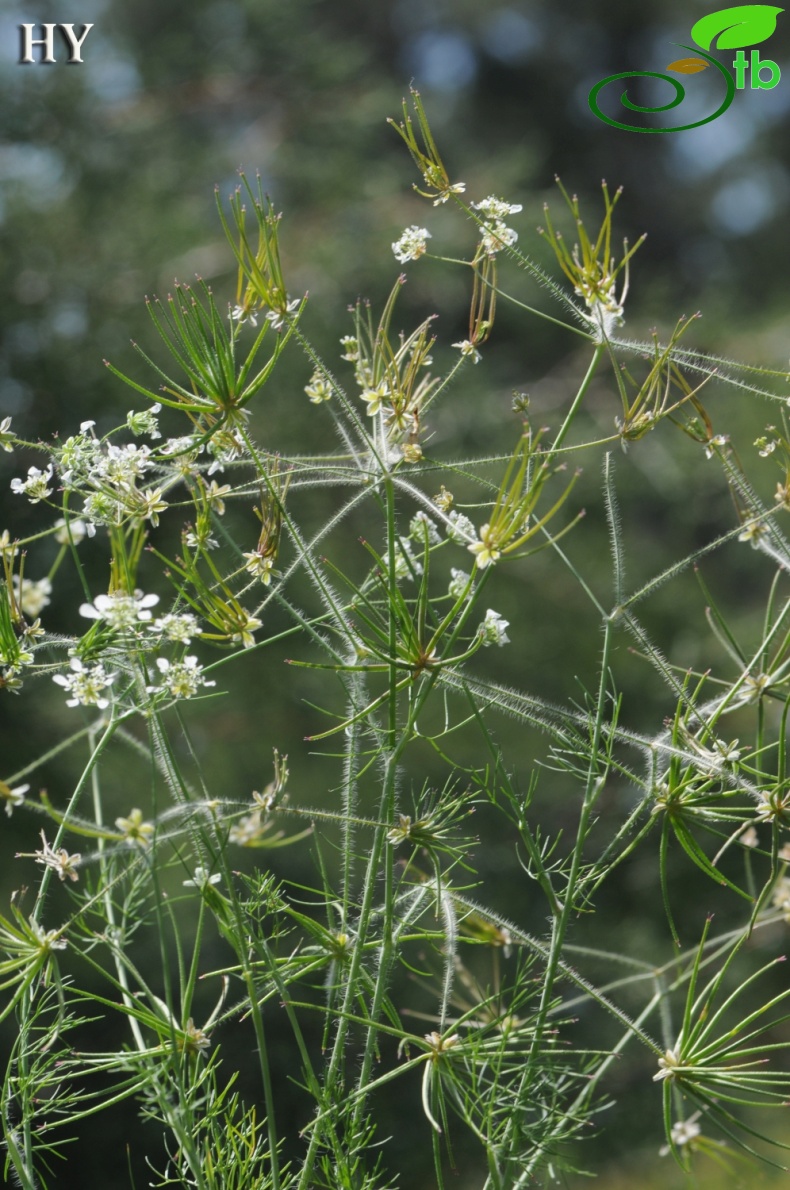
<box><xmin>588</xmin><ymin>6</ymin><xmax>783</xmax><ymax>133</ymax></box>
<box><xmin>588</xmin><ymin>46</ymin><xmax>736</xmax><ymax>133</ymax></box>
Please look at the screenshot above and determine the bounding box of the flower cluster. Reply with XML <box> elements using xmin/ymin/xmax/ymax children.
<box><xmin>127</xmin><ymin>404</ymin><xmax>162</xmax><ymax>438</ymax></box>
<box><xmin>148</xmin><ymin>611</ymin><xmax>201</xmax><ymax>643</ymax></box>
<box><xmin>53</xmin><ymin>658</ymin><xmax>117</xmax><ymax>709</ymax></box>
<box><xmin>80</xmin><ymin>590</ymin><xmax>159</xmax><ymax>631</ymax></box>
<box><xmin>304</xmin><ymin>369</ymin><xmax>333</xmax><ymax>403</ymax></box>
<box><xmin>471</xmin><ymin>196</ymin><xmax>522</xmax><ymax>257</ymax></box>
<box><xmin>339</xmin><ymin>285</ymin><xmax>438</xmax><ymax>469</ymax></box>
<box><xmin>10</xmin><ymin>464</ymin><xmax>54</xmax><ymax>504</ymax></box>
<box><xmin>12</xmin><ymin>576</ymin><xmax>52</xmax><ymax>619</ymax></box>
<box><xmin>54</xmin><ymin>421</ymin><xmax>173</xmax><ymax>534</ymax></box>
<box><xmin>539</xmin><ymin>179</ymin><xmax>644</xmax><ymax>340</ymax></box>
<box><xmin>147</xmin><ymin>655</ymin><xmax>216</xmax><ymax>700</ymax></box>
<box><xmin>477</xmin><ymin>608</ymin><xmax>510</xmax><ymax>647</ymax></box>
<box><xmin>392</xmin><ymin>225</ymin><xmax>431</xmax><ymax>263</ymax></box>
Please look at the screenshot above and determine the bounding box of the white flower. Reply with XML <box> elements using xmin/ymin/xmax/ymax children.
<box><xmin>702</xmin><ymin>434</ymin><xmax>728</xmax><ymax>459</ymax></box>
<box><xmin>207</xmin><ymin>429</ymin><xmax>246</xmax><ymax>475</ymax></box>
<box><xmin>183</xmin><ymin>865</ymin><xmax>221</xmax><ymax>889</ymax></box>
<box><xmin>339</xmin><ymin>335</ymin><xmax>359</xmax><ymax>362</ymax></box>
<box><xmin>445</xmin><ymin>510</ymin><xmax>476</xmax><ymax>545</ymax></box>
<box><xmin>0</xmin><ymin>416</ymin><xmax>14</xmax><ymax>452</ymax></box>
<box><xmin>468</xmin><ymin>524</ymin><xmax>501</xmax><ymax>569</ymax></box>
<box><xmin>409</xmin><ymin>511</ymin><xmax>441</xmax><ymax>545</ymax></box>
<box><xmin>242</xmin><ymin>552</ymin><xmax>274</xmax><ymax>585</ymax></box>
<box><xmin>29</xmin><ymin>830</ymin><xmax>81</xmax><ymax>882</ymax></box>
<box><xmin>148</xmin><ymin>612</ymin><xmax>200</xmax><ymax>644</ymax></box>
<box><xmin>653</xmin><ymin>1047</ymin><xmax>681</xmax><ymax>1082</ymax></box>
<box><xmin>230</xmin><ymin>304</ymin><xmax>258</xmax><ymax>327</ymax></box>
<box><xmin>472</xmin><ymin>196</ymin><xmax>523</xmax><ymax>221</ymax></box>
<box><xmin>52</xmin><ymin>657</ymin><xmax>117</xmax><ymax>708</ymax></box>
<box><xmin>80</xmin><ymin>590</ymin><xmax>159</xmax><ymax>630</ymax></box>
<box><xmin>304</xmin><ymin>369</ymin><xmax>333</xmax><ymax>403</ymax></box>
<box><xmin>229</xmin><ymin>811</ymin><xmax>265</xmax><ymax>845</ymax></box>
<box><xmin>204</xmin><ymin>480</ymin><xmax>231</xmax><ymax>515</ymax></box>
<box><xmin>434</xmin><ymin>182</ymin><xmax>466</xmax><ymax>205</ymax></box>
<box><xmin>137</xmin><ymin>487</ymin><xmax>168</xmax><ymax>527</ymax></box>
<box><xmin>10</xmin><ymin>464</ymin><xmax>54</xmax><ymax>504</ymax></box>
<box><xmin>29</xmin><ymin>921</ymin><xmax>67</xmax><ymax>951</ymax></box>
<box><xmin>147</xmin><ymin>655</ymin><xmax>216</xmax><ymax>700</ymax></box>
<box><xmin>115</xmin><ymin>808</ymin><xmax>155</xmax><ymax>849</ymax></box>
<box><xmin>452</xmin><ymin>340</ymin><xmax>481</xmax><ymax>363</ymax></box>
<box><xmin>1</xmin><ymin>781</ymin><xmax>29</xmax><ymax>817</ymax></box>
<box><xmin>448</xmin><ymin>568</ymin><xmax>471</xmax><ymax>599</ymax></box>
<box><xmin>100</xmin><ymin>442</ymin><xmax>153</xmax><ymax>486</ymax></box>
<box><xmin>21</xmin><ymin>618</ymin><xmax>44</xmax><ymax>643</ymax></box>
<box><xmin>660</xmin><ymin>1112</ymin><xmax>702</xmax><ymax>1156</ymax></box>
<box><xmin>472</xmin><ymin>197</ymin><xmax>522</xmax><ymax>257</ymax></box>
<box><xmin>127</xmin><ymin>404</ymin><xmax>161</xmax><ymax>438</ymax></box>
<box><xmin>160</xmin><ymin>434</ymin><xmax>202</xmax><ymax>468</ymax></box>
<box><xmin>265</xmin><ymin>298</ymin><xmax>300</xmax><ymax>332</ymax></box>
<box><xmin>57</xmin><ymin>424</ymin><xmax>101</xmax><ymax>487</ymax></box>
<box><xmin>478</xmin><ymin>608</ymin><xmax>510</xmax><ymax>647</ymax></box>
<box><xmin>586</xmin><ymin>298</ymin><xmax>624</xmax><ymax>341</ymax></box>
<box><xmin>738</xmin><ymin>518</ymin><xmax>766</xmax><ymax>546</ymax></box>
<box><xmin>231</xmin><ymin>612</ymin><xmax>263</xmax><ymax>649</ymax></box>
<box><xmin>81</xmin><ymin>491</ymin><xmax>122</xmax><ymax>533</ymax></box>
<box><xmin>54</xmin><ymin>517</ymin><xmax>86</xmax><ymax>545</ymax></box>
<box><xmin>360</xmin><ymin>380</ymin><xmax>390</xmax><ymax>417</ymax></box>
<box><xmin>480</xmin><ymin>222</ymin><xmax>518</xmax><ymax>256</ymax></box>
<box><xmin>12</xmin><ymin>576</ymin><xmax>52</xmax><ymax>618</ymax></box>
<box><xmin>185</xmin><ymin>525</ymin><xmax>219</xmax><ymax>551</ymax></box>
<box><xmin>392</xmin><ymin>225</ymin><xmax>431</xmax><ymax>263</ymax></box>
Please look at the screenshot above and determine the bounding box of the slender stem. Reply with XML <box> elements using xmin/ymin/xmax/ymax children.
<box><xmin>549</xmin><ymin>342</ymin><xmax>605</xmax><ymax>458</ymax></box>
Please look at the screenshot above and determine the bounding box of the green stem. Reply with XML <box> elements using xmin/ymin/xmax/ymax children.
<box><xmin>549</xmin><ymin>342</ymin><xmax>605</xmax><ymax>458</ymax></box>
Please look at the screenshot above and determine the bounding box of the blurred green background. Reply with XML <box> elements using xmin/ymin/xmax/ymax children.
<box><xmin>1</xmin><ymin>0</ymin><xmax>790</xmax><ymax>1185</ymax></box>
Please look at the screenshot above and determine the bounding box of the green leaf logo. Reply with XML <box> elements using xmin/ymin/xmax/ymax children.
<box><xmin>690</xmin><ymin>4</ymin><xmax>783</xmax><ymax>50</ymax></box>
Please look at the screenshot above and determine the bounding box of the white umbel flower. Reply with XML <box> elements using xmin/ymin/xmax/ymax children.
<box><xmin>54</xmin><ymin>517</ymin><xmax>87</xmax><ymax>545</ymax></box>
<box><xmin>147</xmin><ymin>656</ymin><xmax>216</xmax><ymax>700</ymax></box>
<box><xmin>53</xmin><ymin>658</ymin><xmax>117</xmax><ymax>708</ymax></box>
<box><xmin>13</xmin><ymin>576</ymin><xmax>52</xmax><ymax>618</ymax></box>
<box><xmin>392</xmin><ymin>225</ymin><xmax>431</xmax><ymax>263</ymax></box>
<box><xmin>472</xmin><ymin>197</ymin><xmax>523</xmax><ymax>221</ymax></box>
<box><xmin>10</xmin><ymin>464</ymin><xmax>54</xmax><ymax>503</ymax></box>
<box><xmin>148</xmin><ymin>612</ymin><xmax>200</xmax><ymax>644</ymax></box>
<box><xmin>478</xmin><ymin>608</ymin><xmax>510</xmax><ymax>647</ymax></box>
<box><xmin>80</xmin><ymin>590</ymin><xmax>159</xmax><ymax>630</ymax></box>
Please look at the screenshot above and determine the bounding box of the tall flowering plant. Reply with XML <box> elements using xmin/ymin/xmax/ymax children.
<box><xmin>1</xmin><ymin>93</ymin><xmax>790</xmax><ymax>1187</ymax></box>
